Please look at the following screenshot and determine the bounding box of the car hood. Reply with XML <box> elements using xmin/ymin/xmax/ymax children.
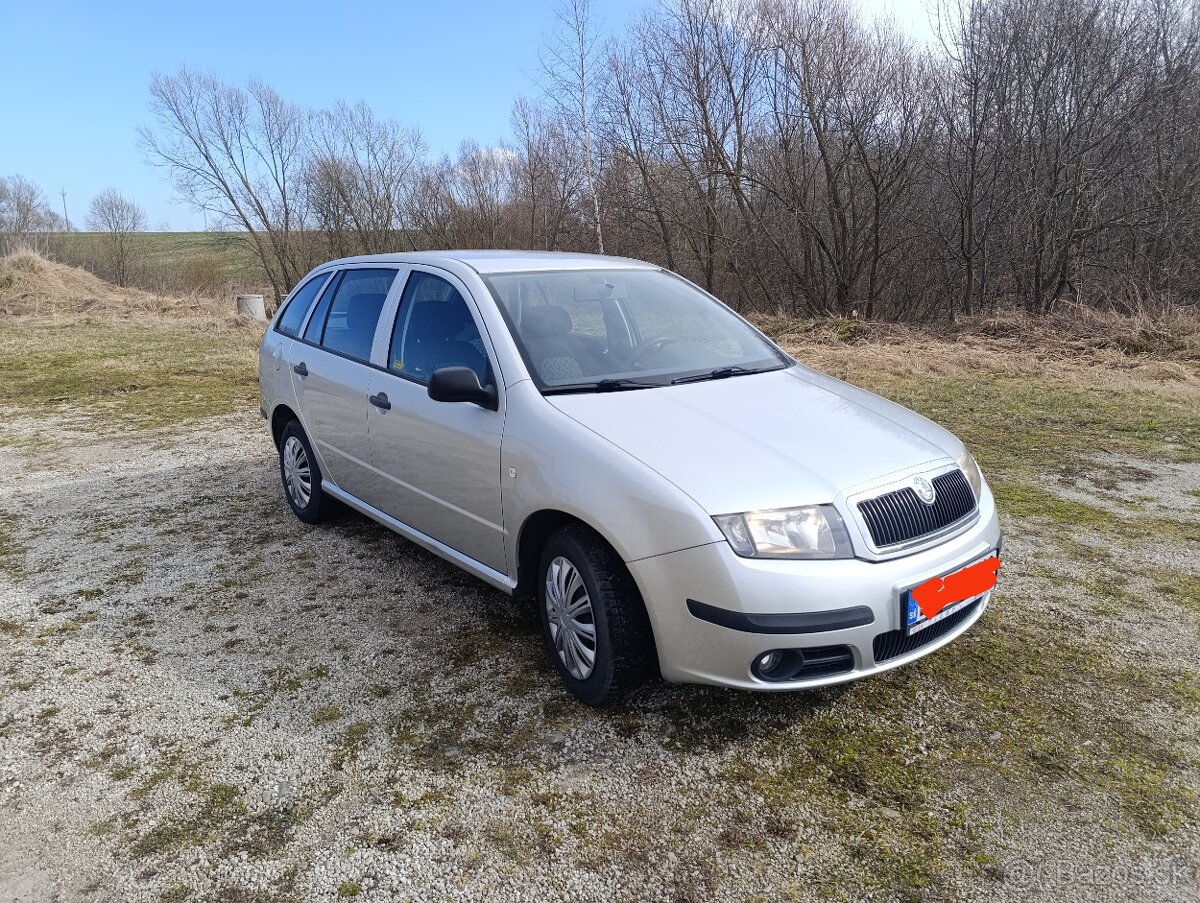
<box><xmin>547</xmin><ymin>365</ymin><xmax>963</xmax><ymax>514</ymax></box>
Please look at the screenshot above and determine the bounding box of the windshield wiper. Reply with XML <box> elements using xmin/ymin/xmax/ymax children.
<box><xmin>542</xmin><ymin>377</ymin><xmax>662</xmax><ymax>395</ymax></box>
<box><xmin>671</xmin><ymin>365</ymin><xmax>762</xmax><ymax>385</ymax></box>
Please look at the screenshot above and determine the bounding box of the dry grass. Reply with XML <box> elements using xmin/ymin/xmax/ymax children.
<box><xmin>0</xmin><ymin>250</ymin><xmax>264</xmax><ymax>429</ymax></box>
<box><xmin>3</xmin><ymin>247</ymin><xmax>1197</xmax><ymax>429</ymax></box>
<box><xmin>755</xmin><ymin>306</ymin><xmax>1200</xmax><ymax>394</ymax></box>
<box><xmin>755</xmin><ymin>302</ymin><xmax>1200</xmax><ymax>359</ymax></box>
<box><xmin>0</xmin><ymin>248</ymin><xmax>253</xmax><ymax>326</ymax></box>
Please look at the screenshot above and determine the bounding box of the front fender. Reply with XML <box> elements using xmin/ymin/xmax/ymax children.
<box><xmin>500</xmin><ymin>381</ymin><xmax>722</xmax><ymax>567</ymax></box>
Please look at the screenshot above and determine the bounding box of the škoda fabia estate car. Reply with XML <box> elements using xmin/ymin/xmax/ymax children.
<box><xmin>259</xmin><ymin>252</ymin><xmax>1001</xmax><ymax>706</ymax></box>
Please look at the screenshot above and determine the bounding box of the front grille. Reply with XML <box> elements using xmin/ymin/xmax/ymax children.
<box><xmin>872</xmin><ymin>600</ymin><xmax>981</xmax><ymax>663</ymax></box>
<box><xmin>857</xmin><ymin>469</ymin><xmax>976</xmax><ymax>548</ymax></box>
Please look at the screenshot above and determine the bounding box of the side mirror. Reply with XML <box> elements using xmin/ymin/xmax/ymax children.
<box><xmin>427</xmin><ymin>366</ymin><xmax>498</xmax><ymax>410</ymax></box>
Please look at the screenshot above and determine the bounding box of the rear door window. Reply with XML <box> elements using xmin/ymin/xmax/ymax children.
<box><xmin>275</xmin><ymin>273</ymin><xmax>330</xmax><ymax>337</ymax></box>
<box><xmin>311</xmin><ymin>269</ymin><xmax>398</xmax><ymax>363</ymax></box>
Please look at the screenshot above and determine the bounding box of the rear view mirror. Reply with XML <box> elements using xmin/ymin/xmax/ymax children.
<box><xmin>573</xmin><ymin>279</ymin><xmax>628</xmax><ymax>302</ymax></box>
<box><xmin>427</xmin><ymin>366</ymin><xmax>498</xmax><ymax>410</ymax></box>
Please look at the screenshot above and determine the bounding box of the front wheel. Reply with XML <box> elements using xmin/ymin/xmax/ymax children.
<box><xmin>279</xmin><ymin>420</ymin><xmax>327</xmax><ymax>524</ymax></box>
<box><xmin>538</xmin><ymin>526</ymin><xmax>656</xmax><ymax>707</ymax></box>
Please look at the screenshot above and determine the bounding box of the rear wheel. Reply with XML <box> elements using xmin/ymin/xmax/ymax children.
<box><xmin>279</xmin><ymin>420</ymin><xmax>327</xmax><ymax>524</ymax></box>
<box><xmin>538</xmin><ymin>525</ymin><xmax>656</xmax><ymax>707</ymax></box>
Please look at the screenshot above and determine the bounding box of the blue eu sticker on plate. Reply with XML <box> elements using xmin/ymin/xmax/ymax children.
<box><xmin>905</xmin><ymin>594</ymin><xmax>923</xmax><ymax>631</ymax></box>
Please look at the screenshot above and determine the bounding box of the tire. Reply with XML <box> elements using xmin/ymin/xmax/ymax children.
<box><xmin>278</xmin><ymin>420</ymin><xmax>327</xmax><ymax>524</ymax></box>
<box><xmin>537</xmin><ymin>525</ymin><xmax>656</xmax><ymax>707</ymax></box>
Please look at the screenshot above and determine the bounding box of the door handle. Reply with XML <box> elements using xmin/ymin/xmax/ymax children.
<box><xmin>368</xmin><ymin>392</ymin><xmax>391</xmax><ymax>411</ymax></box>
<box><xmin>292</xmin><ymin>362</ymin><xmax>308</xmax><ymax>377</ymax></box>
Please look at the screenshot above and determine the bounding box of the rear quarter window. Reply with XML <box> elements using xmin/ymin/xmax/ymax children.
<box><xmin>274</xmin><ymin>274</ymin><xmax>329</xmax><ymax>337</ymax></box>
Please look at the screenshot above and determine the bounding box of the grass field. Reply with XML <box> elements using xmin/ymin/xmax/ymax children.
<box><xmin>0</xmin><ymin>320</ymin><xmax>262</xmax><ymax>427</ymax></box>
<box><xmin>41</xmin><ymin>231</ymin><xmax>266</xmax><ymax>293</ymax></box>
<box><xmin>0</xmin><ymin>259</ymin><xmax>1197</xmax><ymax>902</ymax></box>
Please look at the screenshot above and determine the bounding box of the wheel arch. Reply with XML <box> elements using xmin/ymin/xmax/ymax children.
<box><xmin>519</xmin><ymin>508</ymin><xmax>664</xmax><ymax>697</ymax></box>
<box><xmin>514</xmin><ymin>509</ymin><xmax>643</xmax><ymax>607</ymax></box>
<box><xmin>270</xmin><ymin>403</ymin><xmax>300</xmax><ymax>450</ymax></box>
<box><xmin>515</xmin><ymin>509</ymin><xmax>583</xmax><ymax>602</ymax></box>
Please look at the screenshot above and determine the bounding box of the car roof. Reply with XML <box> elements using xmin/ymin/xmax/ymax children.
<box><xmin>318</xmin><ymin>249</ymin><xmax>660</xmax><ymax>276</ymax></box>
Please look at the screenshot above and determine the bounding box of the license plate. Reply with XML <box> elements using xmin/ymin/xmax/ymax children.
<box><xmin>903</xmin><ymin>553</ymin><xmax>1000</xmax><ymax>636</ymax></box>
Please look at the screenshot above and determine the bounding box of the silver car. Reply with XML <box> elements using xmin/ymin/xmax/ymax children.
<box><xmin>259</xmin><ymin>251</ymin><xmax>1002</xmax><ymax>706</ymax></box>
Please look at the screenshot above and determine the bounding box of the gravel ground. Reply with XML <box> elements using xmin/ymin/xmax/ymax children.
<box><xmin>1</xmin><ymin>408</ymin><xmax>1198</xmax><ymax>903</ymax></box>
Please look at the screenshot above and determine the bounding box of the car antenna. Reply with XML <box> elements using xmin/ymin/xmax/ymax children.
<box><xmin>406</xmin><ymin>230</ymin><xmax>419</xmax><ymax>252</ymax></box>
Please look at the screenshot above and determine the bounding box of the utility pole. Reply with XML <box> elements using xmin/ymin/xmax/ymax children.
<box><xmin>60</xmin><ymin>188</ymin><xmax>70</xmax><ymax>232</ymax></box>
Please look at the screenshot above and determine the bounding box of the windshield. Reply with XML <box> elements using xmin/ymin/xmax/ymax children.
<box><xmin>483</xmin><ymin>269</ymin><xmax>789</xmax><ymax>392</ymax></box>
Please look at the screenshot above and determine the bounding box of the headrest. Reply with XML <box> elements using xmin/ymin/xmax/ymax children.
<box><xmin>409</xmin><ymin>298</ymin><xmax>472</xmax><ymax>341</ymax></box>
<box><xmin>347</xmin><ymin>293</ymin><xmax>386</xmax><ymax>329</ymax></box>
<box><xmin>523</xmin><ymin>305</ymin><xmax>572</xmax><ymax>339</ymax></box>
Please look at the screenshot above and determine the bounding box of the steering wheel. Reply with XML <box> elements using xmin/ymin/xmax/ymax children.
<box><xmin>630</xmin><ymin>337</ymin><xmax>678</xmax><ymax>367</ymax></box>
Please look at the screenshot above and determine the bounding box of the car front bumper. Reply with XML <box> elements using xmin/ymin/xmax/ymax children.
<box><xmin>627</xmin><ymin>489</ymin><xmax>1002</xmax><ymax>690</ymax></box>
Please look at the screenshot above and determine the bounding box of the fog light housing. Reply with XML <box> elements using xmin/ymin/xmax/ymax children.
<box><xmin>754</xmin><ymin>649</ymin><xmax>803</xmax><ymax>680</ymax></box>
<box><xmin>756</xmin><ymin>650</ymin><xmax>783</xmax><ymax>675</ymax></box>
<box><xmin>751</xmin><ymin>645</ymin><xmax>855</xmax><ymax>682</ymax></box>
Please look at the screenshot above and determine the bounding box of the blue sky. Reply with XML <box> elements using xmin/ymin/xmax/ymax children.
<box><xmin>0</xmin><ymin>0</ymin><xmax>931</xmax><ymax>231</ymax></box>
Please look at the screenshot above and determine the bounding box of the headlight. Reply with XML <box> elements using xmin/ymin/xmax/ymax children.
<box><xmin>956</xmin><ymin>448</ymin><xmax>984</xmax><ymax>499</ymax></box>
<box><xmin>713</xmin><ymin>505</ymin><xmax>853</xmax><ymax>559</ymax></box>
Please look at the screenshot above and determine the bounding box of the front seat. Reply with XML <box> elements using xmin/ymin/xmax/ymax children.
<box><xmin>522</xmin><ymin>305</ymin><xmax>586</xmax><ymax>383</ymax></box>
<box><xmin>401</xmin><ymin>298</ymin><xmax>487</xmax><ymax>383</ymax></box>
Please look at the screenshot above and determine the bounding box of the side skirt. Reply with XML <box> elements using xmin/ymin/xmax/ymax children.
<box><xmin>322</xmin><ymin>483</ymin><xmax>516</xmax><ymax>594</ymax></box>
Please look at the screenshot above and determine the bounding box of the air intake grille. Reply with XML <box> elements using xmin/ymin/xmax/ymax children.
<box><xmin>857</xmin><ymin>469</ymin><xmax>976</xmax><ymax>548</ymax></box>
<box><xmin>872</xmin><ymin>600</ymin><xmax>981</xmax><ymax>663</ymax></box>
<box><xmin>795</xmin><ymin>645</ymin><xmax>854</xmax><ymax>679</ymax></box>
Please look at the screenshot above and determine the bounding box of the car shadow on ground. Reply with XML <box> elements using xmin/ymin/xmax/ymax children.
<box><xmin>314</xmin><ymin>488</ymin><xmax>860</xmax><ymax>763</ymax></box>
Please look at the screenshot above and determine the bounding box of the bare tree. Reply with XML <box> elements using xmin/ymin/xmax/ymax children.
<box><xmin>87</xmin><ymin>189</ymin><xmax>145</xmax><ymax>286</ymax></box>
<box><xmin>133</xmin><ymin>0</ymin><xmax>1200</xmax><ymax>321</ymax></box>
<box><xmin>307</xmin><ymin>102</ymin><xmax>426</xmax><ymax>257</ymax></box>
<box><xmin>511</xmin><ymin>97</ymin><xmax>584</xmax><ymax>249</ymax></box>
<box><xmin>0</xmin><ymin>175</ymin><xmax>63</xmax><ymax>252</ymax></box>
<box><xmin>600</xmin><ymin>42</ymin><xmax>680</xmax><ymax>269</ymax></box>
<box><xmin>933</xmin><ymin>0</ymin><xmax>1015</xmax><ymax>317</ymax></box>
<box><xmin>404</xmin><ymin>156</ymin><xmax>460</xmax><ymax>249</ymax></box>
<box><xmin>1123</xmin><ymin>0</ymin><xmax>1200</xmax><ymax>303</ymax></box>
<box><xmin>540</xmin><ymin>0</ymin><xmax>607</xmax><ymax>253</ymax></box>
<box><xmin>140</xmin><ymin>67</ymin><xmax>313</xmax><ymax>303</ymax></box>
<box><xmin>451</xmin><ymin>142</ymin><xmax>517</xmax><ymax>247</ymax></box>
